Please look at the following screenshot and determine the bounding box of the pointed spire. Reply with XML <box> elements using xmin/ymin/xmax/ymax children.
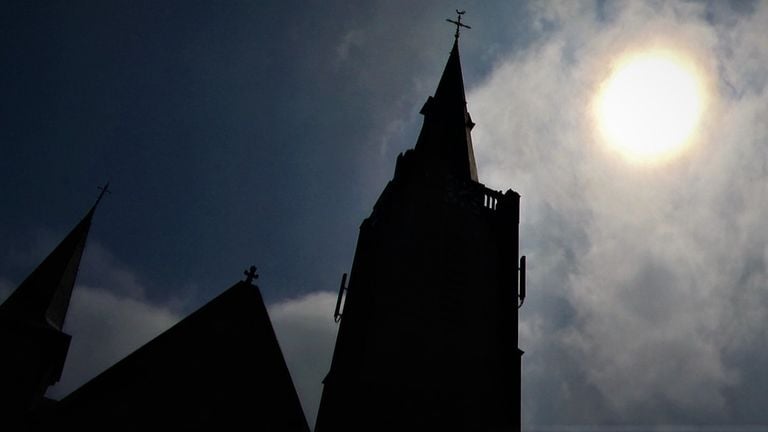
<box><xmin>434</xmin><ymin>39</ymin><xmax>468</xmax><ymax>111</ymax></box>
<box><xmin>0</xmin><ymin>185</ymin><xmax>107</xmax><ymax>330</ymax></box>
<box><xmin>414</xmin><ymin>35</ymin><xmax>478</xmax><ymax>182</ymax></box>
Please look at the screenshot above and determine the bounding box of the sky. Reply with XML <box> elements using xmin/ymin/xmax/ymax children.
<box><xmin>2</xmin><ymin>0</ymin><xmax>768</xmax><ymax>429</ymax></box>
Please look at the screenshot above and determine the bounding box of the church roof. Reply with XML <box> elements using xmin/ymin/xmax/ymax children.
<box><xmin>414</xmin><ymin>38</ymin><xmax>479</xmax><ymax>182</ymax></box>
<box><xmin>52</xmin><ymin>279</ymin><xmax>310</xmax><ymax>430</ymax></box>
<box><xmin>0</xmin><ymin>187</ymin><xmax>107</xmax><ymax>331</ymax></box>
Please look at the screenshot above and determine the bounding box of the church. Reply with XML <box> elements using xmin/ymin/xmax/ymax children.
<box><xmin>0</xmin><ymin>188</ymin><xmax>310</xmax><ymax>430</ymax></box>
<box><xmin>1</xmin><ymin>18</ymin><xmax>525</xmax><ymax>431</ymax></box>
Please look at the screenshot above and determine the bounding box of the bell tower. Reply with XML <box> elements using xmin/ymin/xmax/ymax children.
<box><xmin>316</xmin><ymin>15</ymin><xmax>525</xmax><ymax>432</ymax></box>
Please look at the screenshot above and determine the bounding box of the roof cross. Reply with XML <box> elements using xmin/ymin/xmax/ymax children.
<box><xmin>243</xmin><ymin>265</ymin><xmax>259</xmax><ymax>285</ymax></box>
<box><xmin>446</xmin><ymin>10</ymin><xmax>471</xmax><ymax>40</ymax></box>
<box><xmin>94</xmin><ymin>182</ymin><xmax>111</xmax><ymax>208</ymax></box>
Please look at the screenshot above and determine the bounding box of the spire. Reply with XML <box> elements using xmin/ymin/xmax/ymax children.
<box><xmin>0</xmin><ymin>185</ymin><xmax>108</xmax><ymax>331</ymax></box>
<box><xmin>414</xmin><ymin>30</ymin><xmax>478</xmax><ymax>182</ymax></box>
<box><xmin>434</xmin><ymin>39</ymin><xmax>468</xmax><ymax>113</ymax></box>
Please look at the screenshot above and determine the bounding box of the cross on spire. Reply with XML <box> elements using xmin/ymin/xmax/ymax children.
<box><xmin>446</xmin><ymin>10</ymin><xmax>471</xmax><ymax>40</ymax></box>
<box><xmin>95</xmin><ymin>182</ymin><xmax>111</xmax><ymax>208</ymax></box>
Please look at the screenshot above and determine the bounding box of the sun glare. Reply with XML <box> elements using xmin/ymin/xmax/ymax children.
<box><xmin>595</xmin><ymin>51</ymin><xmax>706</xmax><ymax>164</ymax></box>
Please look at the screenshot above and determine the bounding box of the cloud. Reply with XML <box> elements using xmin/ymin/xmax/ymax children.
<box><xmin>268</xmin><ymin>291</ymin><xmax>339</xmax><ymax>428</ymax></box>
<box><xmin>49</xmin><ymin>284</ymin><xmax>181</xmax><ymax>399</ymax></box>
<box><xmin>46</xmin><ymin>242</ymin><xmax>182</xmax><ymax>399</ymax></box>
<box><xmin>336</xmin><ymin>29</ymin><xmax>365</xmax><ymax>63</ymax></box>
<box><xmin>77</xmin><ymin>242</ymin><xmax>150</xmax><ymax>298</ymax></box>
<box><xmin>468</xmin><ymin>0</ymin><xmax>768</xmax><ymax>426</ymax></box>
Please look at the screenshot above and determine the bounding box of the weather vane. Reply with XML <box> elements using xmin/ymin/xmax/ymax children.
<box><xmin>446</xmin><ymin>10</ymin><xmax>471</xmax><ymax>40</ymax></box>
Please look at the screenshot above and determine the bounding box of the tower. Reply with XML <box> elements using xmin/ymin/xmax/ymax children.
<box><xmin>0</xmin><ymin>186</ymin><xmax>107</xmax><ymax>423</ymax></box>
<box><xmin>316</xmin><ymin>21</ymin><xmax>524</xmax><ymax>432</ymax></box>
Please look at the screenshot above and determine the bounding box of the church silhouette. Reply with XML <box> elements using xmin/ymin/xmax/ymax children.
<box><xmin>1</xmin><ymin>20</ymin><xmax>525</xmax><ymax>431</ymax></box>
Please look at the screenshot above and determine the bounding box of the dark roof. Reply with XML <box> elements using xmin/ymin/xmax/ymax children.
<box><xmin>53</xmin><ymin>281</ymin><xmax>310</xmax><ymax>430</ymax></box>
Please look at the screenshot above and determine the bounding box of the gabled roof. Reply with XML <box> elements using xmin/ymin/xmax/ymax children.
<box><xmin>53</xmin><ymin>280</ymin><xmax>310</xmax><ymax>430</ymax></box>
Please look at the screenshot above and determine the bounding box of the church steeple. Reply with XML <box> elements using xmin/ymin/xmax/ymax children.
<box><xmin>414</xmin><ymin>35</ymin><xmax>478</xmax><ymax>182</ymax></box>
<box><xmin>0</xmin><ymin>185</ymin><xmax>107</xmax><ymax>330</ymax></box>
<box><xmin>317</xmin><ymin>17</ymin><xmax>523</xmax><ymax>431</ymax></box>
<box><xmin>0</xmin><ymin>185</ymin><xmax>107</xmax><ymax>420</ymax></box>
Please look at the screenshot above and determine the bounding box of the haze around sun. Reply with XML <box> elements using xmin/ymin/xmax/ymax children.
<box><xmin>595</xmin><ymin>50</ymin><xmax>707</xmax><ymax>164</ymax></box>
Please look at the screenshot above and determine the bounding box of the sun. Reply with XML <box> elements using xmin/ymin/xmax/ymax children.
<box><xmin>595</xmin><ymin>50</ymin><xmax>706</xmax><ymax>164</ymax></box>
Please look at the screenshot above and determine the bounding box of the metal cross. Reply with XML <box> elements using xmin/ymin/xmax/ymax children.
<box><xmin>244</xmin><ymin>265</ymin><xmax>259</xmax><ymax>285</ymax></box>
<box><xmin>446</xmin><ymin>10</ymin><xmax>471</xmax><ymax>40</ymax></box>
<box><xmin>94</xmin><ymin>182</ymin><xmax>111</xmax><ymax>207</ymax></box>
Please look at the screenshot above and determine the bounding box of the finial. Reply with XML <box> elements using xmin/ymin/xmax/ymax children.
<box><xmin>243</xmin><ymin>265</ymin><xmax>259</xmax><ymax>285</ymax></box>
<box><xmin>94</xmin><ymin>182</ymin><xmax>111</xmax><ymax>208</ymax></box>
<box><xmin>446</xmin><ymin>10</ymin><xmax>471</xmax><ymax>40</ymax></box>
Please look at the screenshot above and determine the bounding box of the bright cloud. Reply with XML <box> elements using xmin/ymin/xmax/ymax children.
<box><xmin>49</xmin><ymin>284</ymin><xmax>181</xmax><ymax>399</ymax></box>
<box><xmin>470</xmin><ymin>0</ymin><xmax>768</xmax><ymax>425</ymax></box>
<box><xmin>269</xmin><ymin>291</ymin><xmax>339</xmax><ymax>428</ymax></box>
